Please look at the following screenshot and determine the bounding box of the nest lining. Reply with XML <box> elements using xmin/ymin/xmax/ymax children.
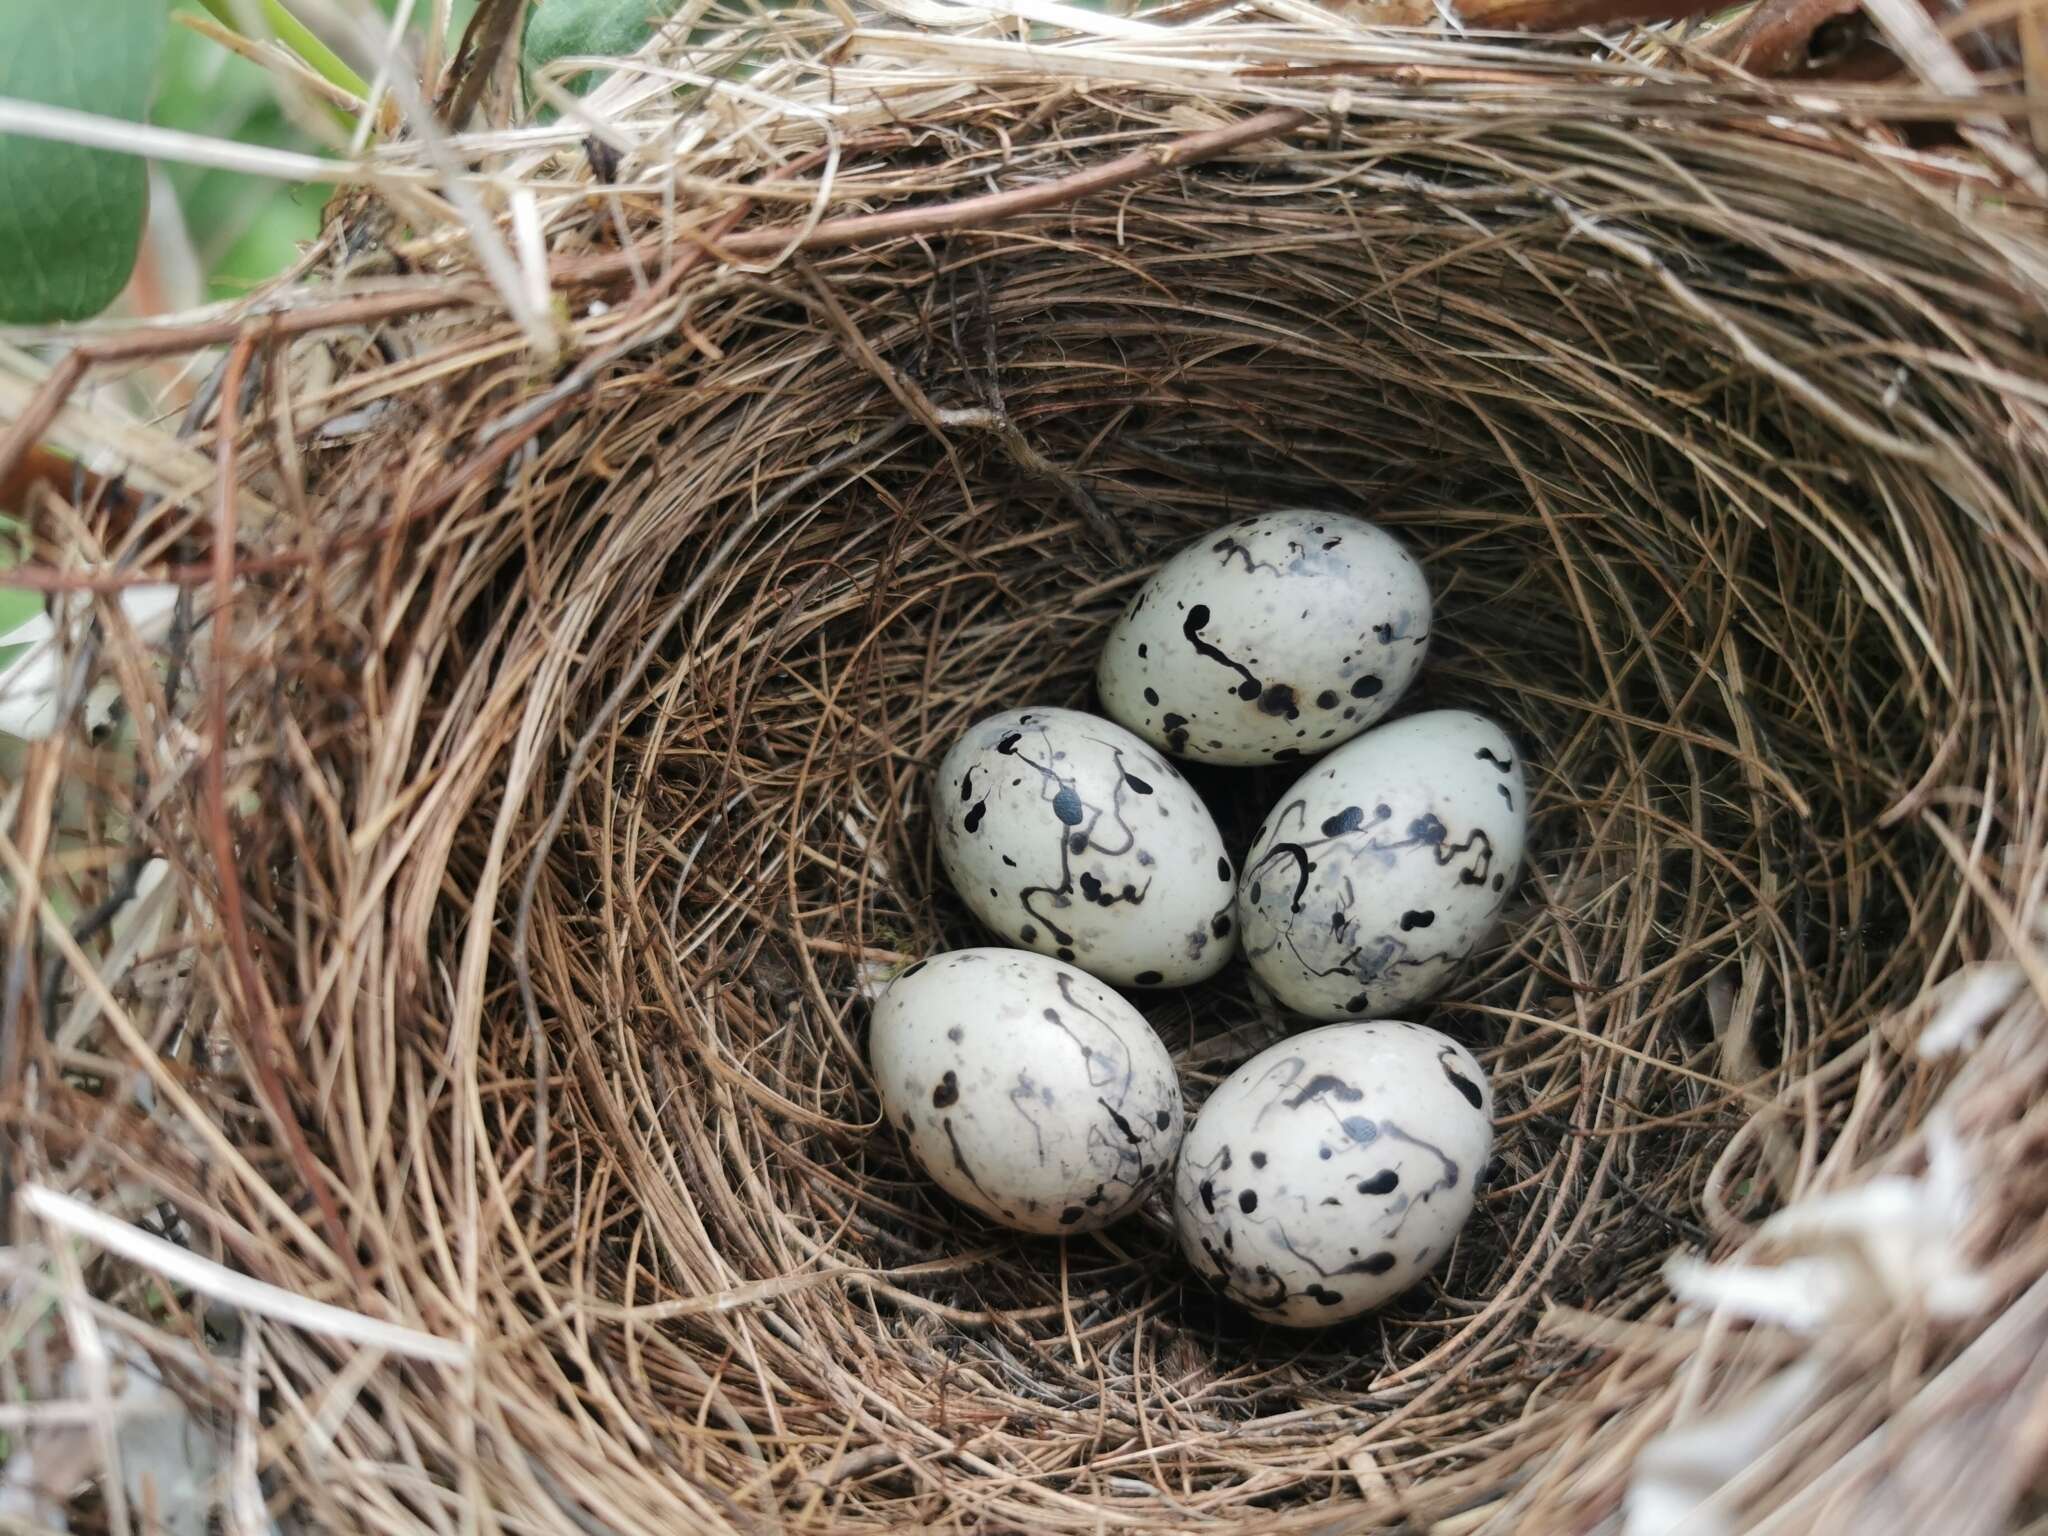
<box><xmin>10</xmin><ymin>15</ymin><xmax>2048</xmax><ymax>1536</ymax></box>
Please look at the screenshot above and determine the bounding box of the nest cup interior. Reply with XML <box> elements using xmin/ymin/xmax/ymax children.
<box><xmin>448</xmin><ymin>145</ymin><xmax>2003</xmax><ymax>1526</ymax></box>
<box><xmin>109</xmin><ymin>83</ymin><xmax>2043</xmax><ymax>1533</ymax></box>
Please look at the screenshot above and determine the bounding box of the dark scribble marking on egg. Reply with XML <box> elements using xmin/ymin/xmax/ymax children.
<box><xmin>1182</xmin><ymin>604</ymin><xmax>1265</xmax><ymax>701</ymax></box>
<box><xmin>1284</xmin><ymin>1073</ymin><xmax>1363</xmax><ymax>1110</ymax></box>
<box><xmin>941</xmin><ymin>1118</ymin><xmax>992</xmax><ymax>1202</ymax></box>
<box><xmin>1213</xmin><ymin>535</ymin><xmax>1285</xmax><ymax>576</ymax></box>
<box><xmin>1475</xmin><ymin>746</ymin><xmax>1513</xmax><ymax>771</ymax></box>
<box><xmin>1261</xmin><ymin>843</ymin><xmax>1316</xmax><ymax>911</ymax></box>
<box><xmin>1379</xmin><ymin>1120</ymin><xmax>1461</xmax><ymax>1195</ymax></box>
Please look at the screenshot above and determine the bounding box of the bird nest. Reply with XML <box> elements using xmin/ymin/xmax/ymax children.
<box><xmin>6</xmin><ymin>7</ymin><xmax>2048</xmax><ymax>1534</ymax></box>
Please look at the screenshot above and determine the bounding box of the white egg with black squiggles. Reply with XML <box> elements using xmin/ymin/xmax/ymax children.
<box><xmin>1239</xmin><ymin>709</ymin><xmax>1527</xmax><ymax>1020</ymax></box>
<box><xmin>1096</xmin><ymin>510</ymin><xmax>1431</xmax><ymax>766</ymax></box>
<box><xmin>1174</xmin><ymin>1021</ymin><xmax>1493</xmax><ymax>1324</ymax></box>
<box><xmin>935</xmin><ymin>706</ymin><xmax>1237</xmax><ymax>988</ymax></box>
<box><xmin>872</xmin><ymin>948</ymin><xmax>1183</xmax><ymax>1235</ymax></box>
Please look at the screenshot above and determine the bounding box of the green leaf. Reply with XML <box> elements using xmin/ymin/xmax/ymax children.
<box><xmin>0</xmin><ymin>1</ymin><xmax>170</xmax><ymax>324</ymax></box>
<box><xmin>524</xmin><ymin>0</ymin><xmax>674</xmax><ymax>99</ymax></box>
<box><xmin>193</xmin><ymin>0</ymin><xmax>368</xmax><ymax>100</ymax></box>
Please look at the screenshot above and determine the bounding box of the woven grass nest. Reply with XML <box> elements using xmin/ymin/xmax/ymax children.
<box><xmin>8</xmin><ymin>5</ymin><xmax>2048</xmax><ymax>1533</ymax></box>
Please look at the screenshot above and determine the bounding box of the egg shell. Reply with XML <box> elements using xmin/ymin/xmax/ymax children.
<box><xmin>871</xmin><ymin>948</ymin><xmax>1183</xmax><ymax>1234</ymax></box>
<box><xmin>1096</xmin><ymin>511</ymin><xmax>1431</xmax><ymax>766</ymax></box>
<box><xmin>1173</xmin><ymin>1021</ymin><xmax>1493</xmax><ymax>1324</ymax></box>
<box><xmin>1239</xmin><ymin>709</ymin><xmax>1527</xmax><ymax>1020</ymax></box>
<box><xmin>935</xmin><ymin>707</ymin><xmax>1238</xmax><ymax>988</ymax></box>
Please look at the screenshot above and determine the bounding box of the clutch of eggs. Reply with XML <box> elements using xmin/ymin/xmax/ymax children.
<box><xmin>934</xmin><ymin>706</ymin><xmax>1237</xmax><ymax>988</ymax></box>
<box><xmin>870</xmin><ymin>948</ymin><xmax>1183</xmax><ymax>1234</ymax></box>
<box><xmin>1238</xmin><ymin>709</ymin><xmax>1527</xmax><ymax>1020</ymax></box>
<box><xmin>1097</xmin><ymin>510</ymin><xmax>1431</xmax><ymax>766</ymax></box>
<box><xmin>1174</xmin><ymin>1021</ymin><xmax>1493</xmax><ymax>1324</ymax></box>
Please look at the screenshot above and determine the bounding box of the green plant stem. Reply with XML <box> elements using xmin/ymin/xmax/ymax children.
<box><xmin>197</xmin><ymin>0</ymin><xmax>370</xmax><ymax>100</ymax></box>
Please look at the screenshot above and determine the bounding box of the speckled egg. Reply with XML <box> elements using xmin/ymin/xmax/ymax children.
<box><xmin>1174</xmin><ymin>1021</ymin><xmax>1493</xmax><ymax>1324</ymax></box>
<box><xmin>1239</xmin><ymin>709</ymin><xmax>1527</xmax><ymax>1020</ymax></box>
<box><xmin>1096</xmin><ymin>511</ymin><xmax>1431</xmax><ymax>766</ymax></box>
<box><xmin>870</xmin><ymin>948</ymin><xmax>1183</xmax><ymax>1234</ymax></box>
<box><xmin>934</xmin><ymin>707</ymin><xmax>1237</xmax><ymax>988</ymax></box>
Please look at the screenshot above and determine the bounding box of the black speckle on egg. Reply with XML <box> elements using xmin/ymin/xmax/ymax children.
<box><xmin>1155</xmin><ymin>1110</ymin><xmax>1171</xmax><ymax>1130</ymax></box>
<box><xmin>931</xmin><ymin>1071</ymin><xmax>959</xmax><ymax>1108</ymax></box>
<box><xmin>1238</xmin><ymin>1189</ymin><xmax>1258</xmax><ymax>1214</ymax></box>
<box><xmin>1250</xmin><ymin>1151</ymin><xmax>1266</xmax><ymax>1168</ymax></box>
<box><xmin>1137</xmin><ymin>643</ymin><xmax>1148</xmax><ymax>658</ymax></box>
<box><xmin>1199</xmin><ymin>1180</ymin><xmax>1216</xmax><ymax>1214</ymax></box>
<box><xmin>1400</xmin><ymin>908</ymin><xmax>1436</xmax><ymax>931</ymax></box>
<box><xmin>1350</xmin><ymin>675</ymin><xmax>1383</xmax><ymax>699</ymax></box>
<box><xmin>1321</xmin><ymin>806</ymin><xmax>1365</xmax><ymax>837</ymax></box>
<box><xmin>1347</xmin><ymin>1251</ymin><xmax>1397</xmax><ymax>1276</ymax></box>
<box><xmin>1020</xmin><ymin>924</ymin><xmax>1037</xmax><ymax>942</ymax></box>
<box><xmin>1143</xmin><ymin>687</ymin><xmax>1160</xmax><ymax>706</ymax></box>
<box><xmin>903</xmin><ymin>960</ymin><xmax>928</xmax><ymax>978</ymax></box>
<box><xmin>1135</xmin><ymin>970</ymin><xmax>1163</xmax><ymax>986</ymax></box>
<box><xmin>1217</xmin><ymin>856</ymin><xmax>1232</xmax><ymax>881</ymax></box>
<box><xmin>963</xmin><ymin>802</ymin><xmax>986</xmax><ymax>834</ymax></box>
<box><xmin>1442</xmin><ymin>1059</ymin><xmax>1486</xmax><ymax>1111</ymax></box>
<box><xmin>1211</xmin><ymin>912</ymin><xmax>1232</xmax><ymax>938</ymax></box>
<box><xmin>1316</xmin><ymin>689</ymin><xmax>1339</xmax><ymax>709</ymax></box>
<box><xmin>1052</xmin><ymin>786</ymin><xmax>1084</xmax><ymax>824</ymax></box>
<box><xmin>1059</xmin><ymin>1206</ymin><xmax>1085</xmax><ymax>1225</ymax></box>
<box><xmin>1358</xmin><ymin>1170</ymin><xmax>1399</xmax><ymax>1195</ymax></box>
<box><xmin>1057</xmin><ymin>946</ymin><xmax>1076</xmax><ymax>962</ymax></box>
<box><xmin>1258</xmin><ymin>684</ymin><xmax>1300</xmax><ymax>719</ymax></box>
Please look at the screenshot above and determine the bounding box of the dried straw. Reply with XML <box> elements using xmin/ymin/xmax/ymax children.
<box><xmin>3</xmin><ymin>5</ymin><xmax>2047</xmax><ymax>1534</ymax></box>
